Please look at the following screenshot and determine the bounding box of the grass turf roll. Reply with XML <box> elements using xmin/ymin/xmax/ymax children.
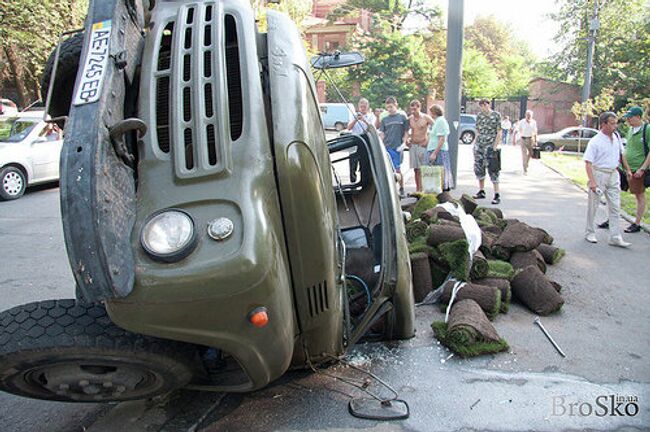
<box><xmin>436</xmin><ymin>191</ymin><xmax>455</xmax><ymax>204</ymax></box>
<box><xmin>509</xmin><ymin>249</ymin><xmax>547</xmax><ymax>274</ymax></box>
<box><xmin>427</xmin><ymin>224</ymin><xmax>466</xmax><ymax>247</ymax></box>
<box><xmin>410</xmin><ymin>253</ymin><xmax>433</xmax><ymax>302</ymax></box>
<box><xmin>412</xmin><ymin>194</ymin><xmax>439</xmax><ymax>220</ymax></box>
<box><xmin>470</xmin><ymin>250</ymin><xmax>489</xmax><ymax>280</ymax></box>
<box><xmin>536</xmin><ymin>244</ymin><xmax>566</xmax><ymax>265</ymax></box>
<box><xmin>511</xmin><ymin>265</ymin><xmax>565</xmax><ymax>315</ymax></box>
<box><xmin>431</xmin><ymin>299</ymin><xmax>509</xmax><ymax>358</ymax></box>
<box><xmin>487</xmin><ymin>260</ymin><xmax>515</xmax><ymax>280</ymax></box>
<box><xmin>440</xmin><ymin>280</ymin><xmax>501</xmax><ymax>319</ymax></box>
<box><xmin>439</xmin><ymin>239</ymin><xmax>471</xmax><ymax>281</ymax></box>
<box><xmin>473</xmin><ymin>277</ymin><xmax>511</xmax><ymax>313</ymax></box>
<box><xmin>406</xmin><ymin>220</ymin><xmax>428</xmax><ymax>243</ymax></box>
<box><xmin>493</xmin><ymin>220</ymin><xmax>547</xmax><ymax>258</ymax></box>
<box><xmin>460</xmin><ymin>194</ymin><xmax>478</xmax><ymax>214</ymax></box>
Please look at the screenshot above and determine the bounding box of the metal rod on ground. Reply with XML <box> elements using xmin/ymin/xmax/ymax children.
<box><xmin>533</xmin><ymin>316</ymin><xmax>566</xmax><ymax>358</ymax></box>
<box><xmin>444</xmin><ymin>0</ymin><xmax>464</xmax><ymax>189</ymax></box>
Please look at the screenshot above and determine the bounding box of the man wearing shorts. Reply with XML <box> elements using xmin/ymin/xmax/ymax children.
<box><xmin>621</xmin><ymin>106</ymin><xmax>650</xmax><ymax>233</ymax></box>
<box><xmin>473</xmin><ymin>99</ymin><xmax>502</xmax><ymax>204</ymax></box>
<box><xmin>408</xmin><ymin>100</ymin><xmax>434</xmax><ymax>192</ymax></box>
<box><xmin>379</xmin><ymin>96</ymin><xmax>409</xmax><ymax>197</ymax></box>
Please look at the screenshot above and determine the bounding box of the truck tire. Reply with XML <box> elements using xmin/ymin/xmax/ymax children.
<box><xmin>0</xmin><ymin>299</ymin><xmax>199</xmax><ymax>402</ymax></box>
<box><xmin>41</xmin><ymin>32</ymin><xmax>84</xmax><ymax>121</ymax></box>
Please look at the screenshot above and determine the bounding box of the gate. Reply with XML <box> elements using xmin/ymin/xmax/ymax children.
<box><xmin>462</xmin><ymin>96</ymin><xmax>528</xmax><ymax>122</ymax></box>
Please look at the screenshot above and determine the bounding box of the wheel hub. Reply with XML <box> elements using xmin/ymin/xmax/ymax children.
<box><xmin>31</xmin><ymin>361</ymin><xmax>159</xmax><ymax>401</ymax></box>
<box><xmin>3</xmin><ymin>172</ymin><xmax>23</xmax><ymax>196</ymax></box>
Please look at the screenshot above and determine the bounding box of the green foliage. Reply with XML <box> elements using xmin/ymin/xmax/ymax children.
<box><xmin>328</xmin><ymin>0</ymin><xmax>441</xmax><ymax>33</ymax></box>
<box><xmin>347</xmin><ymin>30</ymin><xmax>434</xmax><ymax>109</ymax></box>
<box><xmin>548</xmin><ymin>0</ymin><xmax>650</xmax><ymax>100</ymax></box>
<box><xmin>462</xmin><ymin>46</ymin><xmax>499</xmax><ymax>98</ymax></box>
<box><xmin>0</xmin><ymin>0</ymin><xmax>88</xmax><ymax>105</ymax></box>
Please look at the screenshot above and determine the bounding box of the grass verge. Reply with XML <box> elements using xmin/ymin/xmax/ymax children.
<box><xmin>541</xmin><ymin>152</ymin><xmax>650</xmax><ymax>225</ymax></box>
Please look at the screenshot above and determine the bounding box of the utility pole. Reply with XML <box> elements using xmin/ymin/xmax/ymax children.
<box><xmin>444</xmin><ymin>0</ymin><xmax>464</xmax><ymax>188</ymax></box>
<box><xmin>582</xmin><ymin>0</ymin><xmax>600</xmax><ymax>126</ymax></box>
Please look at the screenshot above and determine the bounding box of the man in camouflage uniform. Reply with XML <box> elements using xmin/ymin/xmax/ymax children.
<box><xmin>473</xmin><ymin>99</ymin><xmax>502</xmax><ymax>204</ymax></box>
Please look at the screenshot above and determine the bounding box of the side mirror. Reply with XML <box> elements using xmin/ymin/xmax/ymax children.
<box><xmin>311</xmin><ymin>51</ymin><xmax>364</xmax><ymax>70</ymax></box>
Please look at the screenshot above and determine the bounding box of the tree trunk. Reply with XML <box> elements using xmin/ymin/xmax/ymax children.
<box><xmin>4</xmin><ymin>45</ymin><xmax>30</xmax><ymax>108</ymax></box>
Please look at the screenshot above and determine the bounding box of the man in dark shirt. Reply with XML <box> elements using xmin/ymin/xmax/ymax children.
<box><xmin>379</xmin><ymin>96</ymin><xmax>409</xmax><ymax>197</ymax></box>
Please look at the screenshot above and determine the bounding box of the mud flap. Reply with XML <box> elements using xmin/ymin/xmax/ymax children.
<box><xmin>60</xmin><ymin>0</ymin><xmax>145</xmax><ymax>302</ymax></box>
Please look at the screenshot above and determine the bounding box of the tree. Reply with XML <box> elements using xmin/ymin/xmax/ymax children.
<box><xmin>548</xmin><ymin>0</ymin><xmax>650</xmax><ymax>101</ymax></box>
<box><xmin>328</xmin><ymin>0</ymin><xmax>440</xmax><ymax>33</ymax></box>
<box><xmin>347</xmin><ymin>30</ymin><xmax>434</xmax><ymax>108</ymax></box>
<box><xmin>461</xmin><ymin>47</ymin><xmax>499</xmax><ymax>98</ymax></box>
<box><xmin>0</xmin><ymin>0</ymin><xmax>87</xmax><ymax>106</ymax></box>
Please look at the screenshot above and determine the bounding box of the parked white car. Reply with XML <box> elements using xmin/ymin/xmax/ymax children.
<box><xmin>0</xmin><ymin>111</ymin><xmax>63</xmax><ymax>200</ymax></box>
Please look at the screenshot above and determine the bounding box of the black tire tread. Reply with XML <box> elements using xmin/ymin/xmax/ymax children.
<box><xmin>40</xmin><ymin>33</ymin><xmax>84</xmax><ymax>119</ymax></box>
<box><xmin>0</xmin><ymin>299</ymin><xmax>195</xmax><ymax>357</ymax></box>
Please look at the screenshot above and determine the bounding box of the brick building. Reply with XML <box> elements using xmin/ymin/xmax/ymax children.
<box><xmin>527</xmin><ymin>77</ymin><xmax>582</xmax><ymax>133</ymax></box>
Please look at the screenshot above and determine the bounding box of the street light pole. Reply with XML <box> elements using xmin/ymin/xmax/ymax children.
<box><xmin>582</xmin><ymin>0</ymin><xmax>600</xmax><ymax>125</ymax></box>
<box><xmin>444</xmin><ymin>0</ymin><xmax>464</xmax><ymax>188</ymax></box>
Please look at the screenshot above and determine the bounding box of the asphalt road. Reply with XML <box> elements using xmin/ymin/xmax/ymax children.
<box><xmin>1</xmin><ymin>145</ymin><xmax>649</xmax><ymax>431</ymax></box>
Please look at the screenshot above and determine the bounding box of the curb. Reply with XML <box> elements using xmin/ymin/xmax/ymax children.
<box><xmin>541</xmin><ymin>160</ymin><xmax>650</xmax><ymax>234</ymax></box>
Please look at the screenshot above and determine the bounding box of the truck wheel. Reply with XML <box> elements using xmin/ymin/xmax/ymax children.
<box><xmin>0</xmin><ymin>300</ymin><xmax>199</xmax><ymax>402</ymax></box>
<box><xmin>0</xmin><ymin>166</ymin><xmax>27</xmax><ymax>200</ymax></box>
<box><xmin>41</xmin><ymin>32</ymin><xmax>84</xmax><ymax>121</ymax></box>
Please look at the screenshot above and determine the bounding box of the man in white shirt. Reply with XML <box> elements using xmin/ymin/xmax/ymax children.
<box><xmin>517</xmin><ymin>110</ymin><xmax>538</xmax><ymax>174</ymax></box>
<box><xmin>347</xmin><ymin>98</ymin><xmax>376</xmax><ymax>183</ymax></box>
<box><xmin>583</xmin><ymin>111</ymin><xmax>631</xmax><ymax>247</ymax></box>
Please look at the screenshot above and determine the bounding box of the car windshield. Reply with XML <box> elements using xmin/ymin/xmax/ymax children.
<box><xmin>0</xmin><ymin>119</ymin><xmax>38</xmax><ymax>143</ymax></box>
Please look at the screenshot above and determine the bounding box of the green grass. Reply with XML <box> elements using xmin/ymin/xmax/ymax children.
<box><xmin>542</xmin><ymin>152</ymin><xmax>650</xmax><ymax>225</ymax></box>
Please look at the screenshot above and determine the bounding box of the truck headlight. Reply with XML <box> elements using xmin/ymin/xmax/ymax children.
<box><xmin>141</xmin><ymin>209</ymin><xmax>197</xmax><ymax>262</ymax></box>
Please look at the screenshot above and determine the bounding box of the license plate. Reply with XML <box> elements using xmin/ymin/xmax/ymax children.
<box><xmin>73</xmin><ymin>20</ymin><xmax>112</xmax><ymax>106</ymax></box>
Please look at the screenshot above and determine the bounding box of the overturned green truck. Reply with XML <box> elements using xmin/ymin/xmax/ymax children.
<box><xmin>0</xmin><ymin>0</ymin><xmax>414</xmax><ymax>402</ymax></box>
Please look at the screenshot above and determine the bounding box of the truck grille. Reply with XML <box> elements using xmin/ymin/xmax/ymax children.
<box><xmin>153</xmin><ymin>2</ymin><xmax>244</xmax><ymax>178</ymax></box>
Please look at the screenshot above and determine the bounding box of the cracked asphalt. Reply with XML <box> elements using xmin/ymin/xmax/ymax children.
<box><xmin>0</xmin><ymin>145</ymin><xmax>648</xmax><ymax>431</ymax></box>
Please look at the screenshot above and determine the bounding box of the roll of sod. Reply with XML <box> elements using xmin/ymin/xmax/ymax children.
<box><xmin>472</xmin><ymin>277</ymin><xmax>512</xmax><ymax>313</ymax></box>
<box><xmin>493</xmin><ymin>220</ymin><xmax>547</xmax><ymax>258</ymax></box>
<box><xmin>436</xmin><ymin>191</ymin><xmax>455</xmax><ymax>204</ymax></box>
<box><xmin>410</xmin><ymin>253</ymin><xmax>433</xmax><ymax>302</ymax></box>
<box><xmin>440</xmin><ymin>280</ymin><xmax>501</xmax><ymax>319</ymax></box>
<box><xmin>427</xmin><ymin>225</ymin><xmax>466</xmax><ymax>247</ymax></box>
<box><xmin>460</xmin><ymin>194</ymin><xmax>478</xmax><ymax>215</ymax></box>
<box><xmin>536</xmin><ymin>244</ymin><xmax>566</xmax><ymax>265</ymax></box>
<box><xmin>470</xmin><ymin>250</ymin><xmax>489</xmax><ymax>280</ymax></box>
<box><xmin>487</xmin><ymin>260</ymin><xmax>515</xmax><ymax>280</ymax></box>
<box><xmin>406</xmin><ymin>220</ymin><xmax>428</xmax><ymax>243</ymax></box>
<box><xmin>431</xmin><ymin>299</ymin><xmax>509</xmax><ymax>358</ymax></box>
<box><xmin>511</xmin><ymin>265</ymin><xmax>565</xmax><ymax>315</ymax></box>
<box><xmin>411</xmin><ymin>194</ymin><xmax>439</xmax><ymax>220</ymax></box>
<box><xmin>439</xmin><ymin>239</ymin><xmax>471</xmax><ymax>281</ymax></box>
<box><xmin>509</xmin><ymin>250</ymin><xmax>547</xmax><ymax>274</ymax></box>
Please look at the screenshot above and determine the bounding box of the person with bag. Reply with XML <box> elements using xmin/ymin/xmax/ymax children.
<box><xmin>517</xmin><ymin>110</ymin><xmax>538</xmax><ymax>175</ymax></box>
<box><xmin>473</xmin><ymin>99</ymin><xmax>502</xmax><ymax>204</ymax></box>
<box><xmin>427</xmin><ymin>104</ymin><xmax>454</xmax><ymax>191</ymax></box>
<box><xmin>583</xmin><ymin>112</ymin><xmax>631</xmax><ymax>247</ymax></box>
<box><xmin>621</xmin><ymin>106</ymin><xmax>649</xmax><ymax>233</ymax></box>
